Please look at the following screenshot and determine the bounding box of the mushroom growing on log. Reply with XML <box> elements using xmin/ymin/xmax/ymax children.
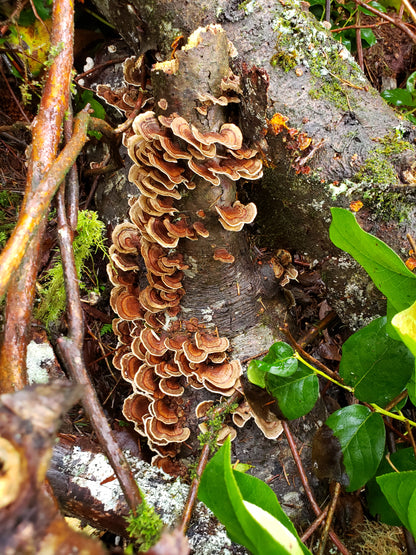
<box><xmin>108</xmin><ymin>25</ymin><xmax>275</xmax><ymax>462</ymax></box>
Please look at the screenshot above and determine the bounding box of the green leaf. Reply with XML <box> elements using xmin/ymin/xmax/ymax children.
<box><xmin>406</xmin><ymin>71</ymin><xmax>416</xmax><ymax>94</ymax></box>
<box><xmin>377</xmin><ymin>471</ymin><xmax>416</xmax><ymax>532</ymax></box>
<box><xmin>247</xmin><ymin>342</ymin><xmax>300</xmax><ymax>389</ymax></box>
<box><xmin>340</xmin><ymin>316</ymin><xmax>414</xmax><ymax>405</ymax></box>
<box><xmin>392</xmin><ymin>300</ymin><xmax>416</xmax><ymax>358</ymax></box>
<box><xmin>198</xmin><ymin>438</ymin><xmax>310</xmax><ymax>555</ymax></box>
<box><xmin>326</xmin><ymin>405</ymin><xmax>385</xmax><ymax>492</ymax></box>
<box><xmin>360</xmin><ymin>29</ymin><xmax>377</xmax><ymax>47</ymax></box>
<box><xmin>265</xmin><ymin>364</ymin><xmax>319</xmax><ymax>420</ymax></box>
<box><xmin>382</xmin><ymin>88</ymin><xmax>416</xmax><ymax>107</ymax></box>
<box><xmin>329</xmin><ymin>208</ymin><xmax>416</xmax><ymax>313</ymax></box>
<box><xmin>367</xmin><ymin>447</ymin><xmax>416</xmax><ymax>525</ymax></box>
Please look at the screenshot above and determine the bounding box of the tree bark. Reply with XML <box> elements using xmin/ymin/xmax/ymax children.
<box><xmin>92</xmin><ymin>0</ymin><xmax>416</xmax><ymax>327</ymax></box>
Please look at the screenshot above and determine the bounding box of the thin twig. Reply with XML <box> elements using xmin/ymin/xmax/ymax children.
<box><xmin>402</xmin><ymin>0</ymin><xmax>416</xmax><ymax>26</ymax></box>
<box><xmin>355</xmin><ymin>7</ymin><xmax>364</xmax><ymax>71</ymax></box>
<box><xmin>63</xmin><ymin>104</ymin><xmax>79</xmax><ymax>231</ymax></box>
<box><xmin>355</xmin><ymin>0</ymin><xmax>416</xmax><ymax>43</ymax></box>
<box><xmin>0</xmin><ymin>110</ymin><xmax>90</xmax><ymax>299</ymax></box>
<box><xmin>179</xmin><ymin>390</ymin><xmax>242</xmax><ymax>533</ymax></box>
<box><xmin>0</xmin><ymin>60</ymin><xmax>30</xmax><ymax>123</ymax></box>
<box><xmin>407</xmin><ymin>233</ymin><xmax>416</xmax><ymax>255</ymax></box>
<box><xmin>406</xmin><ymin>420</ymin><xmax>416</xmax><ymax>460</ymax></box>
<box><xmin>300</xmin><ymin>507</ymin><xmax>328</xmax><ymax>542</ymax></box>
<box><xmin>280</xmin><ymin>324</ymin><xmax>340</xmax><ymax>381</ymax></box>
<box><xmin>317</xmin><ymin>482</ymin><xmax>341</xmax><ymax>555</ymax></box>
<box><xmin>282</xmin><ymin>421</ymin><xmax>350</xmax><ymax>555</ymax></box>
<box><xmin>298</xmin><ymin>311</ymin><xmax>337</xmax><ymax>347</ymax></box>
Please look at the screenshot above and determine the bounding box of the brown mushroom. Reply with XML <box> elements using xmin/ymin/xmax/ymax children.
<box><xmin>134</xmin><ymin>364</ymin><xmax>162</xmax><ymax>397</ymax></box>
<box><xmin>110</xmin><ymin>286</ymin><xmax>144</xmax><ymax>321</ymax></box>
<box><xmin>146</xmin><ymin>217</ymin><xmax>180</xmax><ymax>249</ymax></box>
<box><xmin>133</xmin><ymin>111</ymin><xmax>167</xmax><ymax>141</ymax></box>
<box><xmin>120</xmin><ymin>352</ymin><xmax>142</xmax><ymax>383</ymax></box>
<box><xmin>188</xmin><ymin>159</ymin><xmax>220</xmax><ymax>186</ymax></box>
<box><xmin>232</xmin><ymin>400</ymin><xmax>253</xmax><ymax>428</ymax></box>
<box><xmin>123</xmin><ymin>393</ymin><xmax>151</xmax><ymax>426</ymax></box>
<box><xmin>145</xmin><ymin>417</ymin><xmax>190</xmax><ymax>446</ymax></box>
<box><xmin>183</xmin><ymin>340</ymin><xmax>209</xmax><ymax>364</ymax></box>
<box><xmin>150</xmin><ymin>397</ymin><xmax>182</xmax><ymax>425</ymax></box>
<box><xmin>192</xmin><ymin>123</ymin><xmax>243</xmax><ymax>150</ymax></box>
<box><xmin>215</xmin><ymin>201</ymin><xmax>257</xmax><ymax>229</ymax></box>
<box><xmin>192</xmin><ymin>221</ymin><xmax>209</xmax><ymax>238</ymax></box>
<box><xmin>112</xmin><ymin>222</ymin><xmax>141</xmax><ymax>254</ymax></box>
<box><xmin>194</xmin><ymin>332</ymin><xmax>230</xmax><ymax>354</ymax></box>
<box><xmin>198</xmin><ymin>359</ymin><xmax>242</xmax><ymax>393</ymax></box>
<box><xmin>109</xmin><ymin>244</ymin><xmax>140</xmax><ymax>272</ymax></box>
<box><xmin>213</xmin><ymin>248</ymin><xmax>235</xmax><ymax>264</ymax></box>
<box><xmin>170</xmin><ymin>116</ymin><xmax>216</xmax><ymax>157</ymax></box>
<box><xmin>140</xmin><ymin>328</ymin><xmax>168</xmax><ymax>357</ymax></box>
<box><xmin>195</xmin><ymin>400</ymin><xmax>214</xmax><ymax>419</ymax></box>
<box><xmin>159</xmin><ymin>377</ymin><xmax>185</xmax><ymax>397</ymax></box>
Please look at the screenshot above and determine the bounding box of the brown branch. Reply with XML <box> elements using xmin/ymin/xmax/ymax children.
<box><xmin>0</xmin><ymin>60</ymin><xmax>31</xmax><ymax>123</ymax></box>
<box><xmin>282</xmin><ymin>421</ymin><xmax>350</xmax><ymax>555</ymax></box>
<box><xmin>300</xmin><ymin>507</ymin><xmax>328</xmax><ymax>543</ymax></box>
<box><xmin>0</xmin><ymin>110</ymin><xmax>90</xmax><ymax>299</ymax></box>
<box><xmin>63</xmin><ymin>104</ymin><xmax>79</xmax><ymax>231</ymax></box>
<box><xmin>280</xmin><ymin>324</ymin><xmax>340</xmax><ymax>381</ymax></box>
<box><xmin>317</xmin><ymin>482</ymin><xmax>341</xmax><ymax>555</ymax></box>
<box><xmin>355</xmin><ymin>7</ymin><xmax>364</xmax><ymax>71</ymax></box>
<box><xmin>0</xmin><ymin>0</ymin><xmax>75</xmax><ymax>393</ymax></box>
<box><xmin>56</xmin><ymin>336</ymin><xmax>143</xmax><ymax>514</ymax></box>
<box><xmin>354</xmin><ymin>0</ymin><xmax>416</xmax><ymax>43</ymax></box>
<box><xmin>180</xmin><ymin>390</ymin><xmax>242</xmax><ymax>533</ymax></box>
<box><xmin>298</xmin><ymin>311</ymin><xmax>337</xmax><ymax>347</ymax></box>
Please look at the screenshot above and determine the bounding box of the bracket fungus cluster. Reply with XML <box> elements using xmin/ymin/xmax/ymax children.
<box><xmin>108</xmin><ymin>26</ymin><xmax>272</xmax><ymax>469</ymax></box>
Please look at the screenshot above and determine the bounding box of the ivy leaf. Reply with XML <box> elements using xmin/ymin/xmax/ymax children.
<box><xmin>265</xmin><ymin>364</ymin><xmax>319</xmax><ymax>420</ymax></box>
<box><xmin>326</xmin><ymin>405</ymin><xmax>385</xmax><ymax>492</ymax></box>
<box><xmin>329</xmin><ymin>208</ymin><xmax>416</xmax><ymax>313</ymax></box>
<box><xmin>392</xmin><ymin>300</ymin><xmax>416</xmax><ymax>358</ymax></box>
<box><xmin>340</xmin><ymin>316</ymin><xmax>414</xmax><ymax>405</ymax></box>
<box><xmin>198</xmin><ymin>438</ymin><xmax>310</xmax><ymax>555</ymax></box>
<box><xmin>377</xmin><ymin>471</ymin><xmax>416</xmax><ymax>533</ymax></box>
<box><xmin>367</xmin><ymin>447</ymin><xmax>416</xmax><ymax>525</ymax></box>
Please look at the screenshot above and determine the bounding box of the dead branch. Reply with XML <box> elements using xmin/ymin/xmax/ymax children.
<box><xmin>0</xmin><ymin>110</ymin><xmax>90</xmax><ymax>299</ymax></box>
<box><xmin>0</xmin><ymin>0</ymin><xmax>75</xmax><ymax>393</ymax></box>
<box><xmin>355</xmin><ymin>0</ymin><xmax>416</xmax><ymax>43</ymax></box>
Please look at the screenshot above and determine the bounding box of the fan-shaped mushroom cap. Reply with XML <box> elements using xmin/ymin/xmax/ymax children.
<box><xmin>145</xmin><ymin>417</ymin><xmax>190</xmax><ymax>446</ymax></box>
<box><xmin>140</xmin><ymin>328</ymin><xmax>168</xmax><ymax>357</ymax></box>
<box><xmin>146</xmin><ymin>217</ymin><xmax>180</xmax><ymax>249</ymax></box>
<box><xmin>155</xmin><ymin>361</ymin><xmax>182</xmax><ymax>378</ymax></box>
<box><xmin>188</xmin><ymin>159</ymin><xmax>220</xmax><ymax>186</ymax></box>
<box><xmin>183</xmin><ymin>340</ymin><xmax>209</xmax><ymax>363</ymax></box>
<box><xmin>165</xmin><ymin>333</ymin><xmax>189</xmax><ymax>352</ymax></box>
<box><xmin>221</xmin><ymin>71</ymin><xmax>243</xmax><ymax>94</ymax></box>
<box><xmin>120</xmin><ymin>352</ymin><xmax>142</xmax><ymax>383</ymax></box>
<box><xmin>198</xmin><ymin>359</ymin><xmax>242</xmax><ymax>393</ymax></box>
<box><xmin>157</xmin><ymin>98</ymin><xmax>169</xmax><ymax>110</ymax></box>
<box><xmin>150</xmin><ymin>397</ymin><xmax>183</xmax><ymax>425</ymax></box>
<box><xmin>107</xmin><ymin>262</ymin><xmax>136</xmax><ymax>287</ymax></box>
<box><xmin>159</xmin><ymin>377</ymin><xmax>185</xmax><ymax>397</ymax></box>
<box><xmin>164</xmin><ymin>216</ymin><xmax>195</xmax><ymax>240</ymax></box>
<box><xmin>113</xmin><ymin>344</ymin><xmax>131</xmax><ymax>370</ymax></box>
<box><xmin>194</xmin><ymin>332</ymin><xmax>230</xmax><ymax>354</ymax></box>
<box><xmin>170</xmin><ymin>117</ymin><xmax>216</xmax><ymax>157</ymax></box>
<box><xmin>131</xmin><ymin>336</ymin><xmax>147</xmax><ymax>360</ymax></box>
<box><xmin>192</xmin><ymin>123</ymin><xmax>243</xmax><ymax>150</ymax></box>
<box><xmin>134</xmin><ymin>364</ymin><xmax>162</xmax><ymax>397</ymax></box>
<box><xmin>123</xmin><ymin>393</ymin><xmax>151</xmax><ymax>424</ymax></box>
<box><xmin>113</xmin><ymin>318</ymin><xmax>134</xmax><ymax>344</ymax></box>
<box><xmin>123</xmin><ymin>55</ymin><xmax>144</xmax><ymax>85</ymax></box>
<box><xmin>253</xmin><ymin>414</ymin><xmax>283</xmax><ymax>440</ymax></box>
<box><xmin>232</xmin><ymin>400</ymin><xmax>253</xmax><ymax>428</ymax></box>
<box><xmin>192</xmin><ymin>221</ymin><xmax>209</xmax><ymax>238</ymax></box>
<box><xmin>174</xmin><ymin>350</ymin><xmax>195</xmax><ymax>378</ymax></box>
<box><xmin>195</xmin><ymin>400</ymin><xmax>214</xmax><ymax>418</ymax></box>
<box><xmin>133</xmin><ymin>111</ymin><xmax>167</xmax><ymax>141</ymax></box>
<box><xmin>110</xmin><ymin>286</ymin><xmax>144</xmax><ymax>321</ymax></box>
<box><xmin>147</xmin><ymin>151</ymin><xmax>186</xmax><ymax>185</ymax></box>
<box><xmin>208</xmin><ymin>351</ymin><xmax>227</xmax><ymax>364</ymax></box>
<box><xmin>216</xmin><ymin>425</ymin><xmax>237</xmax><ymax>445</ymax></box>
<box><xmin>151</xmin><ymin>455</ymin><xmax>187</xmax><ymax>476</ymax></box>
<box><xmin>112</xmin><ymin>222</ymin><xmax>141</xmax><ymax>254</ymax></box>
<box><xmin>139</xmin><ymin>286</ymin><xmax>171</xmax><ymax>313</ymax></box>
<box><xmin>109</xmin><ymin>244</ymin><xmax>140</xmax><ymax>272</ymax></box>
<box><xmin>213</xmin><ymin>248</ymin><xmax>235</xmax><ymax>264</ymax></box>
<box><xmin>216</xmin><ymin>201</ymin><xmax>257</xmax><ymax>229</ymax></box>
<box><xmin>159</xmin><ymin>135</ymin><xmax>192</xmax><ymax>160</ymax></box>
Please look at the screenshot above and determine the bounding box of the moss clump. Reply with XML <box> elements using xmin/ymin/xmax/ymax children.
<box><xmin>198</xmin><ymin>402</ymin><xmax>238</xmax><ymax>453</ymax></box>
<box><xmin>126</xmin><ymin>499</ymin><xmax>163</xmax><ymax>552</ymax></box>
<box><xmin>352</xmin><ymin>129</ymin><xmax>414</xmax><ymax>221</ymax></box>
<box><xmin>270</xmin><ymin>1</ymin><xmax>366</xmax><ymax>109</ymax></box>
<box><xmin>0</xmin><ymin>190</ymin><xmax>21</xmax><ymax>250</ymax></box>
<box><xmin>35</xmin><ymin>210</ymin><xmax>106</xmax><ymax>327</ymax></box>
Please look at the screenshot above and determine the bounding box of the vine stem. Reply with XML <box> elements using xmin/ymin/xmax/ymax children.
<box><xmin>294</xmin><ymin>351</ymin><xmax>354</xmax><ymax>392</ymax></box>
<box><xmin>371</xmin><ymin>404</ymin><xmax>416</xmax><ymax>428</ymax></box>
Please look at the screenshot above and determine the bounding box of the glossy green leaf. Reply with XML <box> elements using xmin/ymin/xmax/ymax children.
<box><xmin>340</xmin><ymin>316</ymin><xmax>414</xmax><ymax>405</ymax></box>
<box><xmin>247</xmin><ymin>360</ymin><xmax>266</xmax><ymax>388</ymax></box>
<box><xmin>360</xmin><ymin>29</ymin><xmax>377</xmax><ymax>47</ymax></box>
<box><xmin>329</xmin><ymin>208</ymin><xmax>416</xmax><ymax>313</ymax></box>
<box><xmin>367</xmin><ymin>447</ymin><xmax>416</xmax><ymax>525</ymax></box>
<box><xmin>408</xmin><ymin>489</ymin><xmax>416</xmax><ymax>539</ymax></box>
<box><xmin>392</xmin><ymin>300</ymin><xmax>416</xmax><ymax>358</ymax></box>
<box><xmin>326</xmin><ymin>405</ymin><xmax>385</xmax><ymax>492</ymax></box>
<box><xmin>382</xmin><ymin>88</ymin><xmax>416</xmax><ymax>107</ymax></box>
<box><xmin>407</xmin><ymin>71</ymin><xmax>416</xmax><ymax>94</ymax></box>
<box><xmin>377</xmin><ymin>471</ymin><xmax>416</xmax><ymax>532</ymax></box>
<box><xmin>198</xmin><ymin>438</ymin><xmax>310</xmax><ymax>555</ymax></box>
<box><xmin>265</xmin><ymin>364</ymin><xmax>319</xmax><ymax>420</ymax></box>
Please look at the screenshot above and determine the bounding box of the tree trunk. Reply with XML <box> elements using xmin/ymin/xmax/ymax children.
<box><xmin>92</xmin><ymin>0</ymin><xmax>416</xmax><ymax>327</ymax></box>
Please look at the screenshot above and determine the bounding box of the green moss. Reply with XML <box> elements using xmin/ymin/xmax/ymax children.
<box><xmin>35</xmin><ymin>210</ymin><xmax>106</xmax><ymax>327</ymax></box>
<box><xmin>270</xmin><ymin>2</ymin><xmax>366</xmax><ymax>109</ymax></box>
<box><xmin>198</xmin><ymin>402</ymin><xmax>238</xmax><ymax>453</ymax></box>
<box><xmin>126</xmin><ymin>499</ymin><xmax>163</xmax><ymax>551</ymax></box>
<box><xmin>329</xmin><ymin>130</ymin><xmax>414</xmax><ymax>222</ymax></box>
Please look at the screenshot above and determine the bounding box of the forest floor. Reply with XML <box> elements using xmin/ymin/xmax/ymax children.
<box><xmin>0</xmin><ymin>1</ymin><xmax>416</xmax><ymax>553</ymax></box>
